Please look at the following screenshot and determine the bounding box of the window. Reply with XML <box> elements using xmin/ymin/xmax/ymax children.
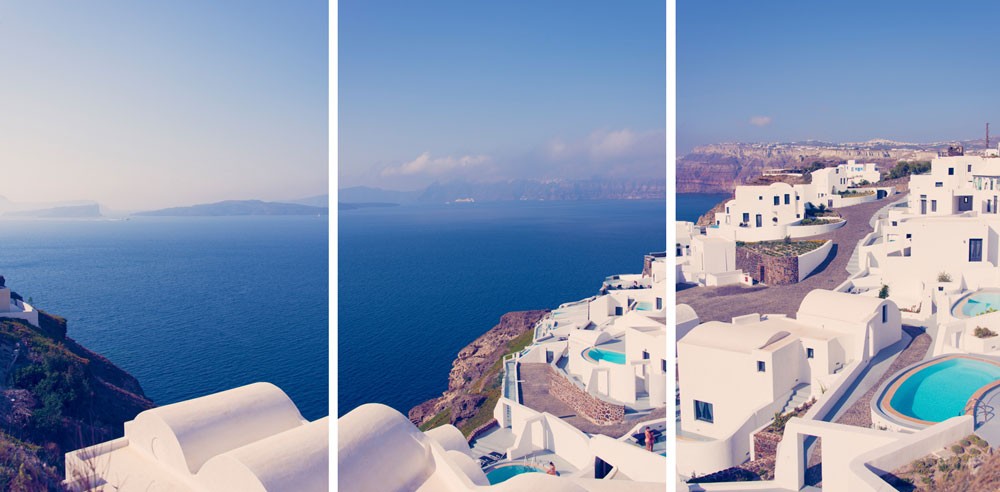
<box><xmin>742</xmin><ymin>213</ymin><xmax>750</xmax><ymax>224</ymax></box>
<box><xmin>656</xmin><ymin>297</ymin><xmax>662</xmax><ymax>310</ymax></box>
<box><xmin>614</xmin><ymin>306</ymin><xmax>623</xmax><ymax>316</ymax></box>
<box><xmin>642</xmin><ymin>350</ymin><xmax>650</xmax><ymax>360</ymax></box>
<box><xmin>949</xmin><ymin>167</ymin><xmax>955</xmax><ymax>175</ymax></box>
<box><xmin>970</xmin><ymin>238</ymin><xmax>983</xmax><ymax>262</ymax></box>
<box><xmin>726</xmin><ymin>207</ymin><xmax>729</xmax><ymax>214</ymax></box>
<box><xmin>807</xmin><ymin>348</ymin><xmax>814</xmax><ymax>359</ymax></box>
<box><xmin>661</xmin><ymin>359</ymin><xmax>666</xmax><ymax>372</ymax></box>
<box><xmin>931</xmin><ymin>200</ymin><xmax>937</xmax><ymax>212</ymax></box>
<box><xmin>935</xmin><ymin>182</ymin><xmax>943</xmax><ymax>187</ymax></box>
<box><xmin>756</xmin><ymin>361</ymin><xmax>766</xmax><ymax>372</ymax></box>
<box><xmin>784</xmin><ymin>194</ymin><xmax>790</xmax><ymax>205</ymax></box>
<box><xmin>796</xmin><ymin>214</ymin><xmax>801</xmax><ymax>218</ymax></box>
<box><xmin>892</xmin><ymin>221</ymin><xmax>898</xmax><ymax>226</ymax></box>
<box><xmin>882</xmin><ymin>305</ymin><xmax>887</xmax><ymax>323</ymax></box>
<box><xmin>969</xmin><ymin>165</ymin><xmax>973</xmax><ymax>172</ymax></box>
<box><xmin>773</xmin><ymin>196</ymin><xmax>780</xmax><ymax>206</ymax></box>
<box><xmin>906</xmin><ymin>233</ymin><xmax>912</xmax><ymax>239</ymax></box>
<box><xmin>694</xmin><ymin>400</ymin><xmax>714</xmax><ymax>423</ymax></box>
<box><xmin>759</xmin><ymin>195</ymin><xmax>763</xmax><ymax>200</ymax></box>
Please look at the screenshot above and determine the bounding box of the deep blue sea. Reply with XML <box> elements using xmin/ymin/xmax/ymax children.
<box><xmin>676</xmin><ymin>193</ymin><xmax>729</xmax><ymax>222</ymax></box>
<box><xmin>338</xmin><ymin>200</ymin><xmax>666</xmax><ymax>416</ymax></box>
<box><xmin>0</xmin><ymin>217</ymin><xmax>328</xmax><ymax>420</ymax></box>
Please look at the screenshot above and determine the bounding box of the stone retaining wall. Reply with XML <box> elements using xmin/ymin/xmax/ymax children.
<box><xmin>548</xmin><ymin>367</ymin><xmax>625</xmax><ymax>425</ymax></box>
<box><xmin>736</xmin><ymin>248</ymin><xmax>799</xmax><ymax>285</ymax></box>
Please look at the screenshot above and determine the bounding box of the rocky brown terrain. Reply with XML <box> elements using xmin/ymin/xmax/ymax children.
<box><xmin>409</xmin><ymin>310</ymin><xmax>548</xmax><ymax>434</ymax></box>
<box><xmin>678</xmin><ymin>140</ymin><xmax>943</xmax><ymax>193</ymax></box>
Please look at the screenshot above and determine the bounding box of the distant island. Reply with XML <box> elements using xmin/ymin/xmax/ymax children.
<box><xmin>340</xmin><ymin>177</ymin><xmax>665</xmax><ymax>204</ymax></box>
<box><xmin>3</xmin><ymin>203</ymin><xmax>102</xmax><ymax>218</ymax></box>
<box><xmin>134</xmin><ymin>200</ymin><xmax>328</xmax><ymax>217</ymax></box>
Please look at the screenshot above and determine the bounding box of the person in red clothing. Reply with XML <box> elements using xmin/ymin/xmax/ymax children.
<box><xmin>546</xmin><ymin>462</ymin><xmax>558</xmax><ymax>476</ymax></box>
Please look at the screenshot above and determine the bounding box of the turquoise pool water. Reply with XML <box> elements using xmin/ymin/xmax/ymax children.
<box><xmin>486</xmin><ymin>465</ymin><xmax>543</xmax><ymax>484</ymax></box>
<box><xmin>956</xmin><ymin>290</ymin><xmax>1000</xmax><ymax>317</ymax></box>
<box><xmin>636</xmin><ymin>301</ymin><xmax>654</xmax><ymax>311</ymax></box>
<box><xmin>888</xmin><ymin>358</ymin><xmax>1000</xmax><ymax>422</ymax></box>
<box><xmin>588</xmin><ymin>348</ymin><xmax>626</xmax><ymax>364</ymax></box>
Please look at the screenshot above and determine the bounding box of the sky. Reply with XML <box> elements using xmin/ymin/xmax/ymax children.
<box><xmin>339</xmin><ymin>0</ymin><xmax>666</xmax><ymax>190</ymax></box>
<box><xmin>0</xmin><ymin>1</ymin><xmax>327</xmax><ymax>211</ymax></box>
<box><xmin>679</xmin><ymin>1</ymin><xmax>1000</xmax><ymax>155</ymax></box>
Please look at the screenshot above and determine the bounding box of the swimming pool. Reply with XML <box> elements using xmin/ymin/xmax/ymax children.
<box><xmin>878</xmin><ymin>355</ymin><xmax>1000</xmax><ymax>426</ymax></box>
<box><xmin>952</xmin><ymin>289</ymin><xmax>1000</xmax><ymax>318</ymax></box>
<box><xmin>636</xmin><ymin>301</ymin><xmax>654</xmax><ymax>311</ymax></box>
<box><xmin>585</xmin><ymin>347</ymin><xmax>626</xmax><ymax>364</ymax></box>
<box><xmin>485</xmin><ymin>464</ymin><xmax>544</xmax><ymax>484</ymax></box>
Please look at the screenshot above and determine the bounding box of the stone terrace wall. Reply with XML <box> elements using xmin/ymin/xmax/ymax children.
<box><xmin>548</xmin><ymin>367</ymin><xmax>625</xmax><ymax>425</ymax></box>
<box><xmin>736</xmin><ymin>248</ymin><xmax>799</xmax><ymax>286</ymax></box>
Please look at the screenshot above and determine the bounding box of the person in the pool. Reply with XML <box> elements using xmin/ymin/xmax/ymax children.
<box><xmin>546</xmin><ymin>462</ymin><xmax>558</xmax><ymax>476</ymax></box>
<box><xmin>644</xmin><ymin>426</ymin><xmax>655</xmax><ymax>452</ymax></box>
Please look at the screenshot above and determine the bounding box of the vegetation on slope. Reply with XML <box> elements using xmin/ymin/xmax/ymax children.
<box><xmin>0</xmin><ymin>309</ymin><xmax>154</xmax><ymax>490</ymax></box>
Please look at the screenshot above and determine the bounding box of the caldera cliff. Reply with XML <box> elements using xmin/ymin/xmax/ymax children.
<box><xmin>409</xmin><ymin>310</ymin><xmax>548</xmax><ymax>437</ymax></box>
<box><xmin>0</xmin><ymin>300</ymin><xmax>153</xmax><ymax>489</ymax></box>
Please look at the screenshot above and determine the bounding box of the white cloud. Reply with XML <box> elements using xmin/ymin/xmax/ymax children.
<box><xmin>749</xmin><ymin>115</ymin><xmax>773</xmax><ymax>127</ymax></box>
<box><xmin>381</xmin><ymin>152</ymin><xmax>490</xmax><ymax>177</ymax></box>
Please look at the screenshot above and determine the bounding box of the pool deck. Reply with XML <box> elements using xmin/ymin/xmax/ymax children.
<box><xmin>831</xmin><ymin>326</ymin><xmax>931</xmax><ymax>427</ymax></box>
<box><xmin>519</xmin><ymin>363</ymin><xmax>666</xmax><ymax>437</ymax></box>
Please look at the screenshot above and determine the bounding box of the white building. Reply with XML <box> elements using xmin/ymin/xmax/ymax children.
<box><xmin>712</xmin><ymin>182</ymin><xmax>805</xmax><ymax>241</ymax></box>
<box><xmin>65</xmin><ymin>383</ymin><xmax>328</xmax><ymax>492</ymax></box>
<box><xmin>708</xmin><ymin>162</ymin><xmax>884</xmax><ymax>242</ymax></box>
<box><xmin>677</xmin><ymin>290</ymin><xmax>901</xmax><ymax>474</ymax></box>
<box><xmin>340</xmin><ymin>404</ymin><xmax>664</xmax><ymax>492</ymax></box>
<box><xmin>0</xmin><ymin>281</ymin><xmax>39</xmax><ymax>327</ymax></box>
<box><xmin>676</xmin><ymin>221</ymin><xmax>744</xmax><ymax>287</ymax></box>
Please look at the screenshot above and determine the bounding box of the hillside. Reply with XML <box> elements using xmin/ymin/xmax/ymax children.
<box><xmin>0</xmin><ymin>306</ymin><xmax>153</xmax><ymax>489</ymax></box>
<box><xmin>676</xmin><ymin>140</ymin><xmax>955</xmax><ymax>193</ymax></box>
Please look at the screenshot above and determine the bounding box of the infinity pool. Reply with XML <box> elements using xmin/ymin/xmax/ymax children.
<box><xmin>884</xmin><ymin>357</ymin><xmax>1000</xmax><ymax>423</ymax></box>
<box><xmin>586</xmin><ymin>348</ymin><xmax>626</xmax><ymax>364</ymax></box>
<box><xmin>953</xmin><ymin>289</ymin><xmax>1000</xmax><ymax>318</ymax></box>
<box><xmin>486</xmin><ymin>464</ymin><xmax>543</xmax><ymax>484</ymax></box>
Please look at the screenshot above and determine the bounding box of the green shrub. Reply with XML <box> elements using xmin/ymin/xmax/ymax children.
<box><xmin>974</xmin><ymin>326</ymin><xmax>997</xmax><ymax>338</ymax></box>
<box><xmin>951</xmin><ymin>444</ymin><xmax>965</xmax><ymax>454</ymax></box>
<box><xmin>879</xmin><ymin>285</ymin><xmax>889</xmax><ymax>299</ymax></box>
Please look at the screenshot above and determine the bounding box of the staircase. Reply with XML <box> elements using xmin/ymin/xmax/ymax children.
<box><xmin>846</xmin><ymin>246</ymin><xmax>862</xmax><ymax>275</ymax></box>
<box><xmin>780</xmin><ymin>383</ymin><xmax>811</xmax><ymax>415</ymax></box>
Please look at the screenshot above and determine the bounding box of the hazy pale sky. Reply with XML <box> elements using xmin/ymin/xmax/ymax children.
<box><xmin>339</xmin><ymin>0</ymin><xmax>666</xmax><ymax>190</ymax></box>
<box><xmin>0</xmin><ymin>1</ymin><xmax>327</xmax><ymax>211</ymax></box>
<box><xmin>679</xmin><ymin>0</ymin><xmax>1000</xmax><ymax>154</ymax></box>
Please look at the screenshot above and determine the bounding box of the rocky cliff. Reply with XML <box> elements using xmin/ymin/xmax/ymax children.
<box><xmin>0</xmin><ymin>306</ymin><xmax>153</xmax><ymax>489</ymax></box>
<box><xmin>678</xmin><ymin>141</ymin><xmax>943</xmax><ymax>194</ymax></box>
<box><xmin>409</xmin><ymin>310</ymin><xmax>548</xmax><ymax>436</ymax></box>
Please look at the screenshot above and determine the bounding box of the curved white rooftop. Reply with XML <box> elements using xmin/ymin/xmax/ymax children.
<box><xmin>679</xmin><ymin>320</ymin><xmax>790</xmax><ymax>353</ymax></box>
<box><xmin>798</xmin><ymin>289</ymin><xmax>888</xmax><ymax>323</ymax></box>
<box><xmin>126</xmin><ymin>382</ymin><xmax>306</xmax><ymax>474</ymax></box>
<box><xmin>676</xmin><ymin>304</ymin><xmax>698</xmax><ymax>325</ymax></box>
<box><xmin>65</xmin><ymin>382</ymin><xmax>327</xmax><ymax>492</ymax></box>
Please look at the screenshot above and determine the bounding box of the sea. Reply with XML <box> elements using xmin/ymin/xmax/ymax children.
<box><xmin>338</xmin><ymin>200</ymin><xmax>666</xmax><ymax>416</ymax></box>
<box><xmin>0</xmin><ymin>216</ymin><xmax>329</xmax><ymax>421</ymax></box>
<box><xmin>676</xmin><ymin>193</ymin><xmax>729</xmax><ymax>223</ymax></box>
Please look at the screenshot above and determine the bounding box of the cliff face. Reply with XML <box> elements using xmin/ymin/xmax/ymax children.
<box><xmin>409</xmin><ymin>310</ymin><xmax>548</xmax><ymax>435</ymax></box>
<box><xmin>678</xmin><ymin>142</ymin><xmax>939</xmax><ymax>193</ymax></box>
<box><xmin>0</xmin><ymin>308</ymin><xmax>153</xmax><ymax>489</ymax></box>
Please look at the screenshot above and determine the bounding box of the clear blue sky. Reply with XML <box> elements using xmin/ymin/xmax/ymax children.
<box><xmin>339</xmin><ymin>0</ymin><xmax>665</xmax><ymax>190</ymax></box>
<box><xmin>679</xmin><ymin>1</ymin><xmax>1000</xmax><ymax>154</ymax></box>
<box><xmin>0</xmin><ymin>1</ymin><xmax>327</xmax><ymax>210</ymax></box>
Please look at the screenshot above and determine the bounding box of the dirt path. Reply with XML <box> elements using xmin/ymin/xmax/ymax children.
<box><xmin>678</xmin><ymin>197</ymin><xmax>893</xmax><ymax>322</ymax></box>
